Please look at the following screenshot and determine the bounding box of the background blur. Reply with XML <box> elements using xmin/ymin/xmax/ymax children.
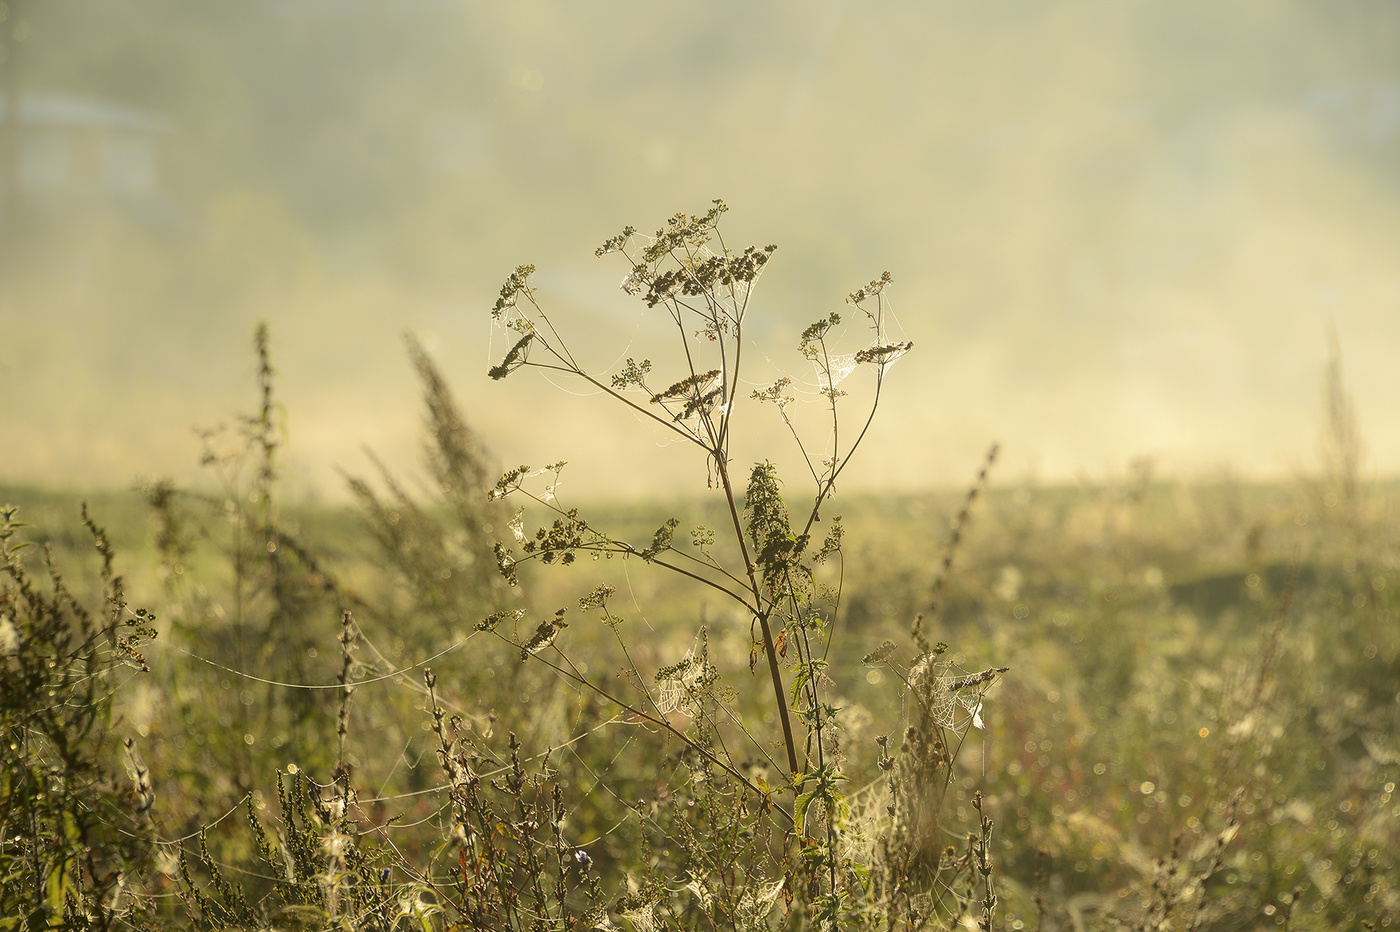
<box><xmin>2</xmin><ymin>0</ymin><xmax>1398</xmax><ymax>500</ymax></box>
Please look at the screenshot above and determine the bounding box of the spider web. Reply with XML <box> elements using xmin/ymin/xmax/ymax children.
<box><xmin>809</xmin><ymin>338</ymin><xmax>913</xmax><ymax>393</ymax></box>
<box><xmin>813</xmin><ymin>353</ymin><xmax>860</xmax><ymax>391</ymax></box>
<box><xmin>617</xmin><ymin>898</ymin><xmax>661</xmax><ymax>932</ymax></box>
<box><xmin>914</xmin><ymin>657</ymin><xmax>1001</xmax><ymax>731</ymax></box>
<box><xmin>929</xmin><ymin>680</ymin><xmax>986</xmax><ymax>730</ymax></box>
<box><xmin>655</xmin><ymin>651</ymin><xmax>705</xmax><ymax>716</ymax></box>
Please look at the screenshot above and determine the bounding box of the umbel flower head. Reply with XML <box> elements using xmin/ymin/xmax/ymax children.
<box><xmin>521</xmin><ymin>608</ymin><xmax>568</xmax><ymax>660</ymax></box>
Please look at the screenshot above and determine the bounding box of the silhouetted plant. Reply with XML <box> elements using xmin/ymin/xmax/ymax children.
<box><xmin>481</xmin><ymin>201</ymin><xmax>997</xmax><ymax>929</ymax></box>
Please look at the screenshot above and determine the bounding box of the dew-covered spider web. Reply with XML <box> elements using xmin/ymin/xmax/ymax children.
<box><xmin>809</xmin><ymin>339</ymin><xmax>913</xmax><ymax>393</ymax></box>
<box><xmin>655</xmin><ymin>650</ymin><xmax>707</xmax><ymax>716</ymax></box>
<box><xmin>813</xmin><ymin>353</ymin><xmax>860</xmax><ymax>392</ymax></box>
<box><xmin>616</xmin><ymin>896</ymin><xmax>662</xmax><ymax>932</ymax></box>
<box><xmin>912</xmin><ymin>656</ymin><xmax>1005</xmax><ymax>731</ymax></box>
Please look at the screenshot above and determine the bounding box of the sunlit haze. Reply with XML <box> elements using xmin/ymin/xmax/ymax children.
<box><xmin>3</xmin><ymin>0</ymin><xmax>1398</xmax><ymax>501</ymax></box>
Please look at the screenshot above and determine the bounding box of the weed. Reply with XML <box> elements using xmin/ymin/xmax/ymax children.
<box><xmin>479</xmin><ymin>202</ymin><xmax>997</xmax><ymax>929</ymax></box>
<box><xmin>0</xmin><ymin>503</ymin><xmax>157</xmax><ymax>928</ymax></box>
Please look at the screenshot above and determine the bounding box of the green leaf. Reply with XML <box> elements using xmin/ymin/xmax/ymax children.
<box><xmin>794</xmin><ymin>788</ymin><xmax>818</xmax><ymax>832</ymax></box>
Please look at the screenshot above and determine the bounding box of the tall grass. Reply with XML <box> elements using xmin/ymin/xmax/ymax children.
<box><xmin>1</xmin><ymin>204</ymin><xmax>1395</xmax><ymax>931</ymax></box>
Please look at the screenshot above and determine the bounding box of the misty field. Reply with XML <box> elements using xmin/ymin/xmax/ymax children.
<box><xmin>6</xmin><ymin>4</ymin><xmax>1400</xmax><ymax>928</ymax></box>
<box><xmin>4</xmin><ymin>207</ymin><xmax>1398</xmax><ymax>931</ymax></box>
<box><xmin>4</xmin><ymin>465</ymin><xmax>1397</xmax><ymax>930</ymax></box>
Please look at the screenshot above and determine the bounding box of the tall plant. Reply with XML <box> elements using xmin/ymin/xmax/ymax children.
<box><xmin>482</xmin><ymin>201</ymin><xmax>996</xmax><ymax>928</ymax></box>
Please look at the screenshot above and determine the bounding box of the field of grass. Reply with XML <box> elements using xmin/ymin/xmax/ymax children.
<box><xmin>4</xmin><ymin>460</ymin><xmax>1395</xmax><ymax>930</ymax></box>
<box><xmin>4</xmin><ymin>209</ymin><xmax>1397</xmax><ymax>931</ymax></box>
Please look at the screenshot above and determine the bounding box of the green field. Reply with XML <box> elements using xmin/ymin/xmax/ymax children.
<box><xmin>4</xmin><ymin>459</ymin><xmax>1396</xmax><ymax>930</ymax></box>
<box><xmin>4</xmin><ymin>216</ymin><xmax>1397</xmax><ymax>930</ymax></box>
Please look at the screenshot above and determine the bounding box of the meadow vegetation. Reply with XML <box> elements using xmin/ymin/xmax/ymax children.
<box><xmin>2</xmin><ymin>205</ymin><xmax>1397</xmax><ymax>931</ymax></box>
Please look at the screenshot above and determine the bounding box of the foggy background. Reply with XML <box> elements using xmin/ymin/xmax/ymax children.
<box><xmin>2</xmin><ymin>0</ymin><xmax>1398</xmax><ymax>501</ymax></box>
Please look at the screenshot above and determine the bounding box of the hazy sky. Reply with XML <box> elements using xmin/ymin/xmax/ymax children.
<box><xmin>2</xmin><ymin>0</ymin><xmax>1398</xmax><ymax>500</ymax></box>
